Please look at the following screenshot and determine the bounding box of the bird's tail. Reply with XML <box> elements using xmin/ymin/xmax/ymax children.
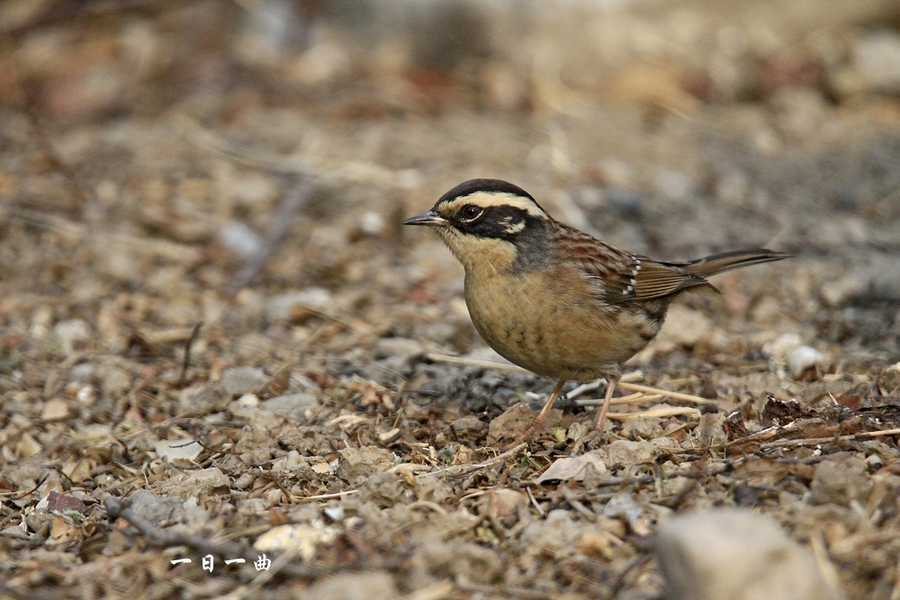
<box><xmin>682</xmin><ymin>249</ymin><xmax>792</xmax><ymax>278</ymax></box>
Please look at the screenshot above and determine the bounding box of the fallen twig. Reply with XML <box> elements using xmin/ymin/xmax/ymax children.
<box><xmin>418</xmin><ymin>443</ymin><xmax>529</xmax><ymax>479</ymax></box>
<box><xmin>178</xmin><ymin>322</ymin><xmax>203</xmax><ymax>386</ymax></box>
<box><xmin>295</xmin><ymin>443</ymin><xmax>529</xmax><ymax>502</ymax></box>
<box><xmin>425</xmin><ymin>353</ymin><xmax>715</xmax><ymax>406</ymax></box>
<box><xmin>230</xmin><ymin>177</ymin><xmax>312</xmax><ymax>290</ymax></box>
<box><xmin>606</xmin><ymin>406</ymin><xmax>701</xmax><ymax>420</ymax></box>
<box><xmin>754</xmin><ymin>427</ymin><xmax>900</xmax><ymax>450</ymax></box>
<box><xmin>617</xmin><ymin>381</ymin><xmax>715</xmax><ymax>405</ymax></box>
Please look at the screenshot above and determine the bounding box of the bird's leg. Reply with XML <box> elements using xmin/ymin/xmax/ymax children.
<box><xmin>593</xmin><ymin>376</ymin><xmax>618</xmax><ymax>433</ymax></box>
<box><xmin>568</xmin><ymin>376</ymin><xmax>619</xmax><ymax>454</ymax></box>
<box><xmin>533</xmin><ymin>379</ymin><xmax>567</xmax><ymax>431</ymax></box>
<box><xmin>501</xmin><ymin>379</ymin><xmax>567</xmax><ymax>451</ymax></box>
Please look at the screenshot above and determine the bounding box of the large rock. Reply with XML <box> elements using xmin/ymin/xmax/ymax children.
<box><xmin>656</xmin><ymin>508</ymin><xmax>844</xmax><ymax>600</ymax></box>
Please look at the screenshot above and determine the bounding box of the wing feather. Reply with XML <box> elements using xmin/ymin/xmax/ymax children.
<box><xmin>552</xmin><ymin>222</ymin><xmax>710</xmax><ymax>304</ymax></box>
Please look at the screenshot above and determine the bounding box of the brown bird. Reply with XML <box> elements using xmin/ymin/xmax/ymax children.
<box><xmin>404</xmin><ymin>179</ymin><xmax>789</xmax><ymax>437</ymax></box>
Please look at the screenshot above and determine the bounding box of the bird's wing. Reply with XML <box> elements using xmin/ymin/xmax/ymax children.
<box><xmin>557</xmin><ymin>225</ymin><xmax>708</xmax><ymax>304</ymax></box>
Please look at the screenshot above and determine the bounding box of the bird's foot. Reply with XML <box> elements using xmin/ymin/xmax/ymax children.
<box><xmin>501</xmin><ymin>422</ymin><xmax>543</xmax><ymax>452</ymax></box>
<box><xmin>501</xmin><ymin>414</ymin><xmax>562</xmax><ymax>451</ymax></box>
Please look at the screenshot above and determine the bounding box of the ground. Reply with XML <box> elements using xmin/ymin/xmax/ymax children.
<box><xmin>1</xmin><ymin>1</ymin><xmax>899</xmax><ymax>599</ymax></box>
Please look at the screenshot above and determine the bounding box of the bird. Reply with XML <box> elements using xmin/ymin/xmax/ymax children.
<box><xmin>403</xmin><ymin>178</ymin><xmax>790</xmax><ymax>439</ymax></box>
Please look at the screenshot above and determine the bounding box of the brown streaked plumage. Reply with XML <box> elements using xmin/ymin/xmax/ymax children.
<box><xmin>404</xmin><ymin>178</ymin><xmax>790</xmax><ymax>438</ymax></box>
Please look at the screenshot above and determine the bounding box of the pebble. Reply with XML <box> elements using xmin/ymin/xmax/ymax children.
<box><xmin>53</xmin><ymin>319</ymin><xmax>92</xmax><ymax>354</ymax></box>
<box><xmin>606</xmin><ymin>187</ymin><xmax>644</xmax><ymax>219</ymax></box>
<box><xmin>260</xmin><ymin>392</ymin><xmax>319</xmax><ymax>421</ymax></box>
<box><xmin>220</xmin><ymin>366</ymin><xmax>269</xmax><ymax>396</ymax></box>
<box><xmin>127</xmin><ymin>490</ymin><xmax>184</xmax><ymax>524</ymax></box>
<box><xmin>100</xmin><ymin>366</ymin><xmax>132</xmax><ymax>397</ymax></box>
<box><xmin>658</xmin><ymin>304</ymin><xmax>713</xmax><ymax>348</ymax></box>
<box><xmin>218</xmin><ymin>221</ymin><xmax>263</xmax><ymax>259</ymax></box>
<box><xmin>880</xmin><ymin>363</ymin><xmax>900</xmax><ymax>393</ymax></box>
<box><xmin>302</xmin><ymin>571</ymin><xmax>398</xmax><ymax>600</ymax></box>
<box><xmin>598</xmin><ymin>439</ymin><xmax>660</xmax><ymax>468</ymax></box>
<box><xmin>853</xmin><ymin>29</ymin><xmax>900</xmax><ymax>94</ymax></box>
<box><xmin>762</xmin><ymin>332</ymin><xmax>801</xmax><ymax>358</ymax></box>
<box><xmin>652</xmin><ymin>168</ymin><xmax>696</xmax><ymax>202</ymax></box>
<box><xmin>265</xmin><ymin>287</ymin><xmax>334</xmax><ymax>321</ymax></box>
<box><xmin>788</xmin><ymin>346</ymin><xmax>825</xmax><ymax>379</ymax></box>
<box><xmin>656</xmin><ymin>508</ymin><xmax>844</xmax><ymax>600</ymax></box>
<box><xmin>255</xmin><ymin>523</ymin><xmax>340</xmax><ymax>562</ymax></box>
<box><xmin>809</xmin><ymin>456</ymin><xmax>872</xmax><ymax>506</ymax></box>
<box><xmin>155</xmin><ymin>439</ymin><xmax>204</xmax><ymax>462</ymax></box>
<box><xmin>152</xmin><ymin>467</ymin><xmax>229</xmax><ymax>499</ymax></box>
<box><xmin>487</xmin><ymin>403</ymin><xmax>543</xmax><ymax>445</ymax></box>
<box><xmin>337</xmin><ymin>447</ymin><xmax>396</xmax><ymax>483</ymax></box>
<box><xmin>41</xmin><ymin>398</ymin><xmax>70</xmax><ymax>421</ymax></box>
<box><xmin>407</xmin><ymin>541</ymin><xmax>502</xmax><ymax>588</ymax></box>
<box><xmin>698</xmin><ymin>412</ymin><xmax>728</xmax><ymax>447</ymax></box>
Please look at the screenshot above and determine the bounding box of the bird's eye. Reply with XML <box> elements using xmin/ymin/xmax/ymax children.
<box><xmin>461</xmin><ymin>205</ymin><xmax>483</xmax><ymax>220</ymax></box>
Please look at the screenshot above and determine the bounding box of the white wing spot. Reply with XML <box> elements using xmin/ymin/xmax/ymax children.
<box><xmin>622</xmin><ymin>257</ymin><xmax>641</xmax><ymax>295</ymax></box>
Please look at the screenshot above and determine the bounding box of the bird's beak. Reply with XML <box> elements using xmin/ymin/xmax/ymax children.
<box><xmin>402</xmin><ymin>210</ymin><xmax>449</xmax><ymax>227</ymax></box>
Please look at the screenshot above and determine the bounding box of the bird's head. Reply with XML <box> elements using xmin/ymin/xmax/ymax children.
<box><xmin>403</xmin><ymin>179</ymin><xmax>552</xmax><ymax>273</ymax></box>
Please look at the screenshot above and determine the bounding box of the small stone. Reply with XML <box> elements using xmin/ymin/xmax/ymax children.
<box><xmin>657</xmin><ymin>304</ymin><xmax>713</xmax><ymax>348</ymax></box>
<box><xmin>303</xmin><ymin>571</ymin><xmax>397</xmax><ymax>600</ymax></box>
<box><xmin>218</xmin><ymin>221</ymin><xmax>263</xmax><ymax>259</ymax></box>
<box><xmin>477</xmin><ymin>489</ymin><xmax>528</xmax><ymax>520</ymax></box>
<box><xmin>100</xmin><ymin>366</ymin><xmax>131</xmax><ymax>397</ymax></box>
<box><xmin>255</xmin><ymin>523</ymin><xmax>340</xmax><ymax>562</ymax></box>
<box><xmin>261</xmin><ymin>392</ymin><xmax>318</xmax><ymax>421</ymax></box>
<box><xmin>220</xmin><ymin>366</ymin><xmax>269</xmax><ymax>397</ymax></box>
<box><xmin>809</xmin><ymin>456</ymin><xmax>872</xmax><ymax>506</ymax></box>
<box><xmin>53</xmin><ymin>319</ymin><xmax>92</xmax><ymax>353</ymax></box>
<box><xmin>821</xmin><ymin>275</ymin><xmax>864</xmax><ymax>307</ymax></box>
<box><xmin>865</xmin><ymin>454</ymin><xmax>883</xmax><ymax>471</ymax></box>
<box><xmin>323</xmin><ymin>505</ymin><xmax>345</xmax><ymax>521</ymax></box>
<box><xmin>854</xmin><ymin>29</ymin><xmax>900</xmax><ymax>94</ymax></box>
<box><xmin>266</xmin><ymin>287</ymin><xmax>334</xmax><ymax>321</ymax></box>
<box><xmin>653</xmin><ymin>168</ymin><xmax>696</xmax><ymax>202</ymax></box>
<box><xmin>878</xmin><ymin>363</ymin><xmax>900</xmax><ymax>393</ymax></box>
<box><xmin>358</xmin><ymin>211</ymin><xmax>384</xmax><ymax>236</ymax></box>
<box><xmin>16</xmin><ymin>432</ymin><xmax>42</xmax><ymax>458</ymax></box>
<box><xmin>619</xmin><ymin>417</ymin><xmax>664</xmax><ymax>440</ymax></box>
<box><xmin>450</xmin><ymin>414</ymin><xmax>486</xmax><ymax>434</ymax></box>
<box><xmin>604</xmin><ymin>489</ymin><xmax>652</xmax><ymax>535</ymax></box>
<box><xmin>278</xmin><ymin>426</ymin><xmax>333</xmax><ymax>455</ymax></box>
<box><xmin>128</xmin><ymin>491</ymin><xmax>184</xmax><ymax>524</ymax></box>
<box><xmin>656</xmin><ymin>508</ymin><xmax>844</xmax><ymax>600</ymax></box>
<box><xmin>152</xmin><ymin>467</ymin><xmax>229</xmax><ymax>499</ymax></box>
<box><xmin>487</xmin><ymin>403</ymin><xmax>538</xmax><ymax>445</ymax></box>
<box><xmin>788</xmin><ymin>346</ymin><xmax>825</xmax><ymax>379</ymax></box>
<box><xmin>407</xmin><ymin>541</ymin><xmax>502</xmax><ymax>589</ymax></box>
<box><xmin>698</xmin><ymin>412</ymin><xmax>728</xmax><ymax>447</ymax></box>
<box><xmin>155</xmin><ymin>439</ymin><xmax>204</xmax><ymax>462</ymax></box>
<box><xmin>598</xmin><ymin>439</ymin><xmax>660</xmax><ymax>468</ymax></box>
<box><xmin>41</xmin><ymin>398</ymin><xmax>70</xmax><ymax>421</ymax></box>
<box><xmin>606</xmin><ymin>187</ymin><xmax>643</xmax><ymax>219</ymax></box>
<box><xmin>337</xmin><ymin>447</ymin><xmax>396</xmax><ymax>483</ymax></box>
<box><xmin>762</xmin><ymin>333</ymin><xmax>802</xmax><ymax>361</ymax></box>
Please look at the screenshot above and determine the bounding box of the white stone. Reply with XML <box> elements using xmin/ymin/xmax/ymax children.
<box><xmin>656</xmin><ymin>508</ymin><xmax>844</xmax><ymax>600</ymax></box>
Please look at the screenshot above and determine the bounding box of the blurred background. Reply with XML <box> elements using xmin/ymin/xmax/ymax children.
<box><xmin>2</xmin><ymin>1</ymin><xmax>900</xmax><ymax>598</ymax></box>
<box><xmin>2</xmin><ymin>0</ymin><xmax>898</xmax><ymax>352</ymax></box>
